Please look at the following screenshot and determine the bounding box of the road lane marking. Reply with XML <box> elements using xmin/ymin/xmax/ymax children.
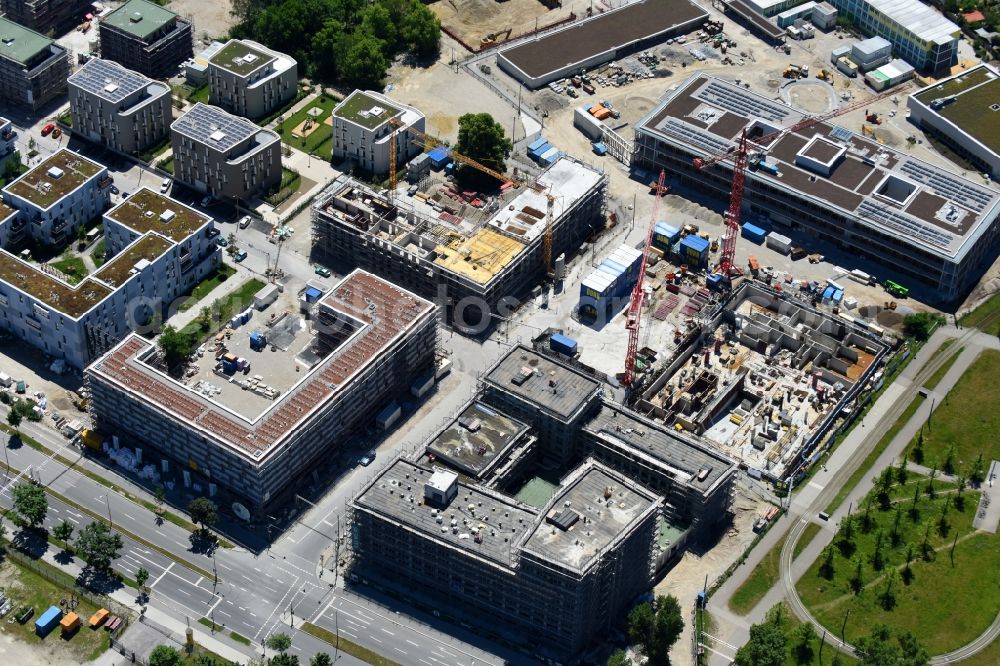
<box><xmin>369</xmin><ymin>635</ymin><xmax>382</xmax><ymax>644</ymax></box>
<box><xmin>381</xmin><ymin>628</ymin><xmax>395</xmax><ymax>636</ymax></box>
<box><xmin>150</xmin><ymin>562</ymin><xmax>174</xmax><ymax>589</ymax></box>
<box><xmin>394</xmin><ymin>648</ymin><xmax>407</xmax><ymax>655</ymax></box>
<box><xmin>406</xmin><ymin>639</ymin><xmax>419</xmax><ymax>647</ymax></box>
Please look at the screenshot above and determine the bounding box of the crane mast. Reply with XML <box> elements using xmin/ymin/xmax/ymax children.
<box><xmin>624</xmin><ymin>169</ymin><xmax>666</xmax><ymax>388</ymax></box>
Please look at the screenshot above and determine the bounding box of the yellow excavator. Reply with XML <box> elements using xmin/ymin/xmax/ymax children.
<box><xmin>862</xmin><ymin>124</ymin><xmax>884</xmax><ymax>143</ymax></box>
<box><xmin>481</xmin><ymin>27</ymin><xmax>512</xmax><ymax>49</ymax></box>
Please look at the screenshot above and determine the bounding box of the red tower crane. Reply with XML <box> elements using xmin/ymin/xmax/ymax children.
<box><xmin>624</xmin><ymin>169</ymin><xmax>666</xmax><ymax>388</ymax></box>
<box><xmin>692</xmin><ymin>84</ymin><xmax>909</xmax><ymax>278</ymax></box>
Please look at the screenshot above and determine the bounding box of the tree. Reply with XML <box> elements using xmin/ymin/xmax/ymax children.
<box><xmin>360</xmin><ymin>4</ymin><xmax>397</xmax><ymax>49</ymax></box>
<box><xmin>338</xmin><ymin>32</ymin><xmax>388</xmax><ymax>89</ymax></box>
<box><xmin>911</xmin><ymin>430</ymin><xmax>924</xmax><ymax>464</ymax></box>
<box><xmin>6</xmin><ymin>407</ymin><xmax>22</xmax><ymax>434</ymax></box>
<box><xmin>75</xmin><ymin>521</ymin><xmax>124</xmax><ymax>571</ymax></box>
<box><xmin>627</xmin><ymin>601</ymin><xmax>655</xmax><ymax>647</ymax></box>
<box><xmin>854</xmin><ymin>624</ymin><xmax>929</xmax><ymax>666</ymax></box>
<box><xmin>267</xmin><ymin>655</ymin><xmax>299</xmax><ymax>666</ymax></box>
<box><xmin>155</xmin><ymin>484</ymin><xmax>167</xmax><ymax>506</ymax></box>
<box><xmin>188</xmin><ymin>497</ymin><xmax>218</xmax><ymax>533</ymax></box>
<box><xmin>454</xmin><ymin>113</ymin><xmax>513</xmax><ymax>185</ymax></box>
<box><xmin>136</xmin><ymin>567</ymin><xmax>150</xmax><ymax>591</ymax></box>
<box><xmin>850</xmin><ymin>558</ymin><xmax>864</xmax><ymax>594</ymax></box>
<box><xmin>266</xmin><ymin>633</ymin><xmax>292</xmax><ymax>654</ymax></box>
<box><xmin>820</xmin><ymin>545</ymin><xmax>836</xmax><ymax>580</ymax></box>
<box><xmin>52</xmin><ymin>519</ymin><xmax>74</xmax><ymax>544</ymax></box>
<box><xmin>158</xmin><ymin>324</ymin><xmax>195</xmax><ymax>369</ymax></box>
<box><xmin>607</xmin><ymin>650</ymin><xmax>632</xmax><ymax>666</ymax></box>
<box><xmin>402</xmin><ymin>0</ymin><xmax>440</xmax><ymax>56</ymax></box>
<box><xmin>871</xmin><ymin>530</ymin><xmax>885</xmax><ymax>571</ymax></box>
<box><xmin>903</xmin><ymin>312</ymin><xmax>943</xmax><ymax>341</ymax></box>
<box><xmin>792</xmin><ymin>622</ymin><xmax>816</xmax><ymax>664</ymax></box>
<box><xmin>149</xmin><ymin>645</ymin><xmax>182</xmax><ymax>666</ymax></box>
<box><xmin>12</xmin><ymin>481</ymin><xmax>48</xmax><ymax>529</ymax></box>
<box><xmin>649</xmin><ymin>595</ymin><xmax>684</xmax><ymax>663</ymax></box>
<box><xmin>310</xmin><ymin>654</ymin><xmax>333</xmax><ymax>666</ymax></box>
<box><xmin>896</xmin><ymin>457</ymin><xmax>908</xmax><ymax>485</ymax></box>
<box><xmin>734</xmin><ymin>620</ymin><xmax>786</xmax><ymax>666</ymax></box>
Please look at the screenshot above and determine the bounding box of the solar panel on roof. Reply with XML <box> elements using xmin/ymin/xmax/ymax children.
<box><xmin>829</xmin><ymin>126</ymin><xmax>853</xmax><ymax>142</ymax></box>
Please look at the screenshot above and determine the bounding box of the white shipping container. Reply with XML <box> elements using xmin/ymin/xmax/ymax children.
<box><xmin>766</xmin><ymin>233</ymin><xmax>792</xmax><ymax>254</ymax></box>
<box><xmin>849</xmin><ymin>269</ymin><xmax>871</xmax><ymax>284</ymax></box>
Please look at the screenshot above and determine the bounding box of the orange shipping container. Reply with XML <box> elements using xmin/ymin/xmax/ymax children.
<box><xmin>60</xmin><ymin>612</ymin><xmax>81</xmax><ymax>633</ymax></box>
<box><xmin>593</xmin><ymin>108</ymin><xmax>612</xmax><ymax>120</ymax></box>
<box><xmin>748</xmin><ymin>255</ymin><xmax>760</xmax><ymax>271</ymax></box>
<box><xmin>89</xmin><ymin>609</ymin><xmax>109</xmax><ymax>628</ymax></box>
<box><xmin>588</xmin><ymin>104</ymin><xmax>605</xmax><ymax>117</ymax></box>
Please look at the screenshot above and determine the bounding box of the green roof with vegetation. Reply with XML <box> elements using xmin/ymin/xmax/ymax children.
<box><xmin>94</xmin><ymin>233</ymin><xmax>173</xmax><ymax>287</ymax></box>
<box><xmin>333</xmin><ymin>91</ymin><xmax>400</xmax><ymax>130</ymax></box>
<box><xmin>915</xmin><ymin>66</ymin><xmax>1000</xmax><ymax>153</ymax></box>
<box><xmin>210</xmin><ymin>40</ymin><xmax>275</xmax><ymax>76</ymax></box>
<box><xmin>0</xmin><ymin>16</ymin><xmax>54</xmax><ymax>66</ymax></box>
<box><xmin>3</xmin><ymin>150</ymin><xmax>103</xmax><ymax>210</ymax></box>
<box><xmin>107</xmin><ymin>188</ymin><xmax>211</xmax><ymax>243</ymax></box>
<box><xmin>102</xmin><ymin>0</ymin><xmax>177</xmax><ymax>40</ymax></box>
<box><xmin>0</xmin><ymin>251</ymin><xmax>112</xmax><ymax>318</ymax></box>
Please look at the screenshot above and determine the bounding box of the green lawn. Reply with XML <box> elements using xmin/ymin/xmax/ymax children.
<box><xmin>160</xmin><ymin>155</ymin><xmax>174</xmax><ymax>175</ymax></box>
<box><xmin>171</xmin><ymin>84</ymin><xmax>209</xmax><ymax>104</ymax></box>
<box><xmin>179</xmin><ymin>265</ymin><xmax>237</xmax><ymax>312</ymax></box>
<box><xmin>825</xmin><ymin>394</ymin><xmax>925</xmax><ymax>514</ymax></box>
<box><xmin>276</xmin><ymin>96</ymin><xmax>338</xmax><ymax>155</ymax></box>
<box><xmin>907</xmin><ymin>349</ymin><xmax>999</xmax><ymax>472</ymax></box>
<box><xmin>50</xmin><ymin>255</ymin><xmax>88</xmax><ymax>284</ymax></box>
<box><xmin>728</xmin><ymin>528</ymin><xmax>787</xmax><ymax>615</ymax></box>
<box><xmin>91</xmin><ymin>239</ymin><xmax>107</xmax><ymax>267</ymax></box>
<box><xmin>954</xmin><ymin>629</ymin><xmax>1000</xmax><ymax>666</ymax></box>
<box><xmin>793</xmin><ymin>523</ymin><xmax>823</xmax><ymax>561</ymax></box>
<box><xmin>301</xmin><ymin>622</ymin><xmax>398</xmax><ymax>666</ymax></box>
<box><xmin>923</xmin><ymin>342</ymin><xmax>963</xmax><ymax>390</ymax></box>
<box><xmin>797</xmin><ymin>470</ymin><xmax>997</xmax><ymax>654</ymax></box>
<box><xmin>759</xmin><ymin>602</ymin><xmax>859</xmax><ymax>666</ymax></box>
<box><xmin>179</xmin><ymin>278</ymin><xmax>266</xmax><ymax>345</ymax></box>
<box><xmin>263</xmin><ymin>168</ymin><xmax>302</xmax><ymax>206</ymax></box>
<box><xmin>0</xmin><ymin>554</ymin><xmax>111</xmax><ymax>662</ymax></box>
<box><xmin>960</xmin><ymin>292</ymin><xmax>1000</xmax><ymax>335</ymax></box>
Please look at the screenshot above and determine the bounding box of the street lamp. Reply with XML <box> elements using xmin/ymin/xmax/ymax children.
<box><xmin>104</xmin><ymin>494</ymin><xmax>114</xmax><ymax>528</ymax></box>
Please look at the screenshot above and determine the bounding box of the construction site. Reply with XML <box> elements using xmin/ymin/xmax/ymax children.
<box><xmin>311</xmin><ymin>155</ymin><xmax>608</xmax><ymax>333</ymax></box>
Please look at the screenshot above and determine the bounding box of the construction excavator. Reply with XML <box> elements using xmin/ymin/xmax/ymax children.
<box><xmin>480</xmin><ymin>27</ymin><xmax>512</xmax><ymax>49</ymax></box>
<box><xmin>861</xmin><ymin>124</ymin><xmax>884</xmax><ymax>143</ymax></box>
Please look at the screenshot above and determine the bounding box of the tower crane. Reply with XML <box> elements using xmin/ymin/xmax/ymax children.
<box><xmin>693</xmin><ymin>84</ymin><xmax>909</xmax><ymax>278</ymax></box>
<box><xmin>624</xmin><ymin>169</ymin><xmax>666</xmax><ymax>388</ymax></box>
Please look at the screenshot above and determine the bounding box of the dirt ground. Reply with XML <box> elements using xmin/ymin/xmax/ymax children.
<box><xmin>167</xmin><ymin>0</ymin><xmax>236</xmax><ymax>42</ymax></box>
<box><xmin>657</xmin><ymin>488</ymin><xmax>770</xmax><ymax>666</ymax></box>
<box><xmin>431</xmin><ymin>0</ymin><xmax>597</xmax><ymax>47</ymax></box>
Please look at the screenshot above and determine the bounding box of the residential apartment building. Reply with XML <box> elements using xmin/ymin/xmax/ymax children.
<box><xmin>0</xmin><ymin>117</ymin><xmax>16</xmax><ymax>170</ymax></box>
<box><xmin>331</xmin><ymin>90</ymin><xmax>425</xmax><ymax>174</ymax></box>
<box><xmin>0</xmin><ymin>0</ymin><xmax>92</xmax><ymax>35</ymax></box>
<box><xmin>0</xmin><ymin>188</ymin><xmax>218</xmax><ymax>368</ymax></box>
<box><xmin>828</xmin><ymin>0</ymin><xmax>960</xmax><ymax>72</ymax></box>
<box><xmin>0</xmin><ymin>16</ymin><xmax>69</xmax><ymax>110</ymax></box>
<box><xmin>170</xmin><ymin>103</ymin><xmax>281</xmax><ymax>201</ymax></box>
<box><xmin>208</xmin><ymin>39</ymin><xmax>297</xmax><ymax>120</ymax></box>
<box><xmin>907</xmin><ymin>64</ymin><xmax>1000</xmax><ymax>181</ymax></box>
<box><xmin>68</xmin><ymin>58</ymin><xmax>172</xmax><ymax>156</ymax></box>
<box><xmin>633</xmin><ymin>74</ymin><xmax>1000</xmax><ymax>301</ymax></box>
<box><xmin>1</xmin><ymin>149</ymin><xmax>112</xmax><ymax>247</ymax></box>
<box><xmin>98</xmin><ymin>0</ymin><xmax>193</xmax><ymax>78</ymax></box>
<box><xmin>86</xmin><ymin>270</ymin><xmax>437</xmax><ymax>513</ymax></box>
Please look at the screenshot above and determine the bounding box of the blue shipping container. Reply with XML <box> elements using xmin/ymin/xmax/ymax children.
<box><xmin>35</xmin><ymin>606</ymin><xmax>61</xmax><ymax>636</ymax></box>
<box><xmin>599</xmin><ymin>259</ymin><xmax>626</xmax><ymax>276</ymax></box>
<box><xmin>681</xmin><ymin>235</ymin><xmax>710</xmax><ymax>254</ymax></box>
<box><xmin>822</xmin><ymin>286</ymin><xmax>835</xmax><ymax>301</ymax></box>
<box><xmin>742</xmin><ymin>223</ymin><xmax>766</xmax><ymax>243</ymax></box>
<box><xmin>428</xmin><ymin>147</ymin><xmax>451</xmax><ymax>168</ymax></box>
<box><xmin>529</xmin><ymin>142</ymin><xmax>551</xmax><ymax>159</ymax></box>
<box><xmin>527</xmin><ymin>137</ymin><xmax>547</xmax><ymax>152</ymax></box>
<box><xmin>550</xmin><ymin>333</ymin><xmax>578</xmax><ymax>356</ymax></box>
<box><xmin>832</xmin><ymin>289</ymin><xmax>844</xmax><ymax>303</ymax></box>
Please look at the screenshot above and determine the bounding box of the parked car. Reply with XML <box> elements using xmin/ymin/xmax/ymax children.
<box><xmin>234</xmin><ymin>250</ymin><xmax>248</xmax><ymax>262</ymax></box>
<box><xmin>159</xmin><ymin>178</ymin><xmax>171</xmax><ymax>194</ymax></box>
<box><xmin>201</xmin><ymin>195</ymin><xmax>213</xmax><ymax>207</ymax></box>
<box><xmin>215</xmin><ymin>237</ymin><xmax>228</xmax><ymax>248</ymax></box>
<box><xmin>121</xmin><ymin>192</ymin><xmax>130</xmax><ymax>199</ymax></box>
<box><xmin>238</xmin><ymin>215</ymin><xmax>251</xmax><ymax>229</ymax></box>
<box><xmin>51</xmin><ymin>128</ymin><xmax>61</xmax><ymax>139</ymax></box>
<box><xmin>358</xmin><ymin>450</ymin><xmax>376</xmax><ymax>466</ymax></box>
<box><xmin>40</xmin><ymin>123</ymin><xmax>55</xmax><ymax>137</ymax></box>
<box><xmin>110</xmin><ymin>185</ymin><xmax>120</xmax><ymax>195</ymax></box>
<box><xmin>314</xmin><ymin>265</ymin><xmax>332</xmax><ymax>278</ymax></box>
<box><xmin>206</xmin><ymin>228</ymin><xmax>220</xmax><ymax>238</ymax></box>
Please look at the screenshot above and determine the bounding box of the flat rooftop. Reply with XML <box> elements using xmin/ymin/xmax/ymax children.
<box><xmin>355</xmin><ymin>458</ymin><xmax>539</xmax><ymax>567</ymax></box>
<box><xmin>500</xmin><ymin>0</ymin><xmax>707</xmax><ymax>80</ymax></box>
<box><xmin>172</xmin><ymin>103</ymin><xmax>270</xmax><ymax>153</ymax></box>
<box><xmin>68</xmin><ymin>58</ymin><xmax>155</xmax><ymax>103</ymax></box>
<box><xmin>432</xmin><ymin>227</ymin><xmax>525</xmax><ymax>285</ymax></box>
<box><xmin>0</xmin><ymin>16</ymin><xmax>53</xmax><ymax>65</ymax></box>
<box><xmin>210</xmin><ymin>39</ymin><xmax>275</xmax><ymax>76</ymax></box>
<box><xmin>725</xmin><ymin>0</ymin><xmax>787</xmax><ymax>41</ymax></box>
<box><xmin>523</xmin><ymin>463</ymin><xmax>659</xmax><ymax>573</ymax></box>
<box><xmin>913</xmin><ymin>65</ymin><xmax>1000</xmax><ymax>155</ymax></box>
<box><xmin>484</xmin><ymin>346</ymin><xmax>600</xmax><ymax>421</ymax></box>
<box><xmin>584</xmin><ymin>403</ymin><xmax>735</xmax><ymax>491</ymax></box>
<box><xmin>0</xmin><ymin>252</ymin><xmax>112</xmax><ymax>318</ymax></box>
<box><xmin>107</xmin><ymin>188</ymin><xmax>211</xmax><ymax>243</ymax></box>
<box><xmin>0</xmin><ymin>202</ymin><xmax>15</xmax><ymax>222</ymax></box>
<box><xmin>3</xmin><ymin>150</ymin><xmax>104</xmax><ymax>210</ymax></box>
<box><xmin>426</xmin><ymin>402</ymin><xmax>530</xmax><ymax>477</ymax></box>
<box><xmin>102</xmin><ymin>0</ymin><xmax>178</xmax><ymax>40</ymax></box>
<box><xmin>88</xmin><ymin>270</ymin><xmax>436</xmax><ymax>460</ymax></box>
<box><xmin>333</xmin><ymin>91</ymin><xmax>402</xmax><ymax>130</ymax></box>
<box><xmin>866</xmin><ymin>0</ymin><xmax>959</xmax><ymax>45</ymax></box>
<box><xmin>636</xmin><ymin>74</ymin><xmax>1000</xmax><ymax>261</ymax></box>
<box><xmin>93</xmin><ymin>233</ymin><xmax>173</xmax><ymax>288</ymax></box>
<box><xmin>489</xmin><ymin>157</ymin><xmax>605</xmax><ymax>243</ymax></box>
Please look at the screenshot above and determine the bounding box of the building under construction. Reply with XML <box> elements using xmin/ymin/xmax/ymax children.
<box><xmin>349</xmin><ymin>345</ymin><xmax>736</xmax><ymax>657</ymax></box>
<box><xmin>311</xmin><ymin>156</ymin><xmax>607</xmax><ymax>333</ymax></box>
<box><xmin>86</xmin><ymin>270</ymin><xmax>437</xmax><ymax>514</ymax></box>
<box><xmin>633</xmin><ymin>282</ymin><xmax>890</xmax><ymax>482</ymax></box>
<box><xmin>0</xmin><ymin>0</ymin><xmax>93</xmax><ymax>35</ymax></box>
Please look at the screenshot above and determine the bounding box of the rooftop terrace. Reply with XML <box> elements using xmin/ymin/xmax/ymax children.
<box><xmin>426</xmin><ymin>402</ymin><xmax>531</xmax><ymax>478</ymax></box>
<box><xmin>333</xmin><ymin>91</ymin><xmax>402</xmax><ymax>130</ymax></box>
<box><xmin>485</xmin><ymin>346</ymin><xmax>601</xmax><ymax>421</ymax></box>
<box><xmin>102</xmin><ymin>0</ymin><xmax>178</xmax><ymax>41</ymax></box>
<box><xmin>93</xmin><ymin>233</ymin><xmax>173</xmax><ymax>288</ymax></box>
<box><xmin>107</xmin><ymin>188</ymin><xmax>211</xmax><ymax>242</ymax></box>
<box><xmin>0</xmin><ymin>16</ymin><xmax>53</xmax><ymax>66</ymax></box>
<box><xmin>3</xmin><ymin>150</ymin><xmax>104</xmax><ymax>210</ymax></box>
<box><xmin>523</xmin><ymin>463</ymin><xmax>659</xmax><ymax>573</ymax></box>
<box><xmin>0</xmin><ymin>252</ymin><xmax>112</xmax><ymax>318</ymax></box>
<box><xmin>210</xmin><ymin>39</ymin><xmax>275</xmax><ymax>76</ymax></box>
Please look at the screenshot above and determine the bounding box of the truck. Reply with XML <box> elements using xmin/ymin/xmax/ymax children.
<box><xmin>884</xmin><ymin>280</ymin><xmax>909</xmax><ymax>298</ymax></box>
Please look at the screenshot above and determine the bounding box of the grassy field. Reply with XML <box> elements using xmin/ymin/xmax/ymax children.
<box><xmin>179</xmin><ymin>265</ymin><xmax>237</xmax><ymax>312</ymax></box>
<box><xmin>953</xmin><ymin>630</ymin><xmax>1000</xmax><ymax>666</ymax></box>
<box><xmin>825</xmin><ymin>395</ymin><xmax>925</xmax><ymax>514</ymax></box>
<box><xmin>960</xmin><ymin>292</ymin><xmax>1000</xmax><ymax>335</ymax></box>
<box><xmin>728</xmin><ymin>530</ymin><xmax>788</xmax><ymax>615</ymax></box>
<box><xmin>0</xmin><ymin>554</ymin><xmax>111</xmax><ymax>662</ymax></box>
<box><xmin>276</xmin><ymin>96</ymin><xmax>338</xmax><ymax>155</ymax></box>
<box><xmin>263</xmin><ymin>167</ymin><xmax>302</xmax><ymax>206</ymax></box>
<box><xmin>179</xmin><ymin>278</ymin><xmax>266</xmax><ymax>345</ymax></box>
<box><xmin>758</xmin><ymin>602</ymin><xmax>859</xmax><ymax>666</ymax></box>
<box><xmin>92</xmin><ymin>239</ymin><xmax>107</xmax><ymax>267</ymax></box>
<box><xmin>907</xmin><ymin>349</ymin><xmax>999</xmax><ymax>472</ymax></box>
<box><xmin>793</xmin><ymin>523</ymin><xmax>823</xmax><ymax>561</ymax></box>
<box><xmin>923</xmin><ymin>342</ymin><xmax>963</xmax><ymax>390</ymax></box>
<box><xmin>197</xmin><ymin>617</ymin><xmax>249</xmax><ymax>647</ymax></box>
<box><xmin>301</xmin><ymin>622</ymin><xmax>399</xmax><ymax>666</ymax></box>
<box><xmin>50</xmin><ymin>255</ymin><xmax>88</xmax><ymax>284</ymax></box>
<box><xmin>797</xmin><ymin>470</ymin><xmax>998</xmax><ymax>654</ymax></box>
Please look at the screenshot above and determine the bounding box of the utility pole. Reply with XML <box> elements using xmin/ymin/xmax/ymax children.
<box><xmin>104</xmin><ymin>494</ymin><xmax>114</xmax><ymax>528</ymax></box>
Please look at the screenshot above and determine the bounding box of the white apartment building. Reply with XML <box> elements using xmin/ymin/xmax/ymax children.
<box><xmin>208</xmin><ymin>39</ymin><xmax>297</xmax><ymax>120</ymax></box>
<box><xmin>331</xmin><ymin>90</ymin><xmax>425</xmax><ymax>175</ymax></box>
